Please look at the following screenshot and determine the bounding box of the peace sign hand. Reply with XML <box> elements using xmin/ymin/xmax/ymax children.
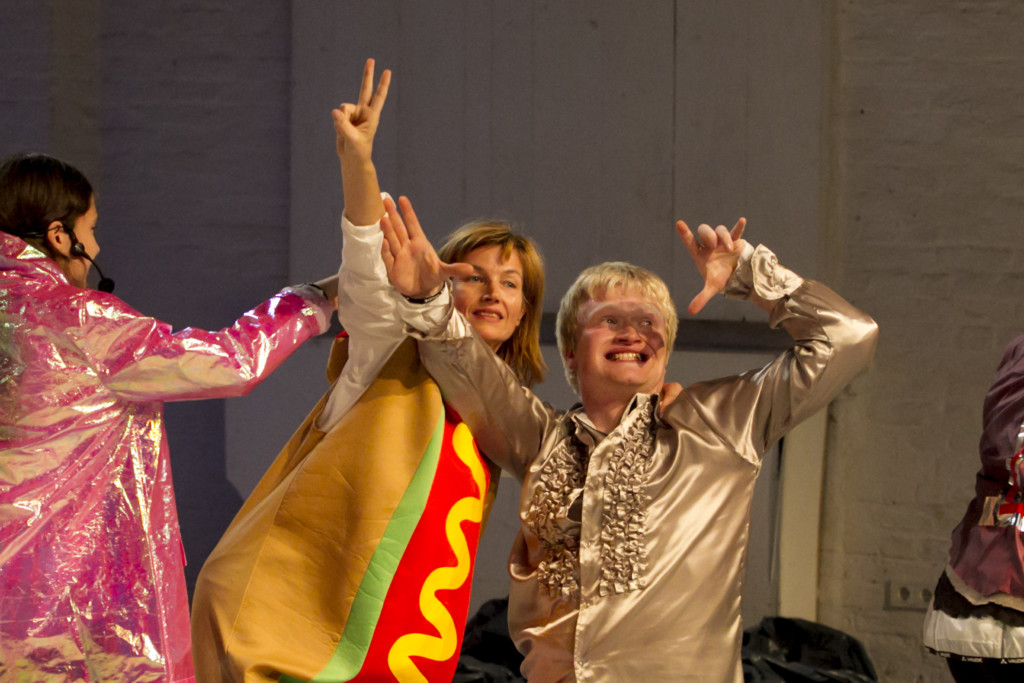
<box><xmin>332</xmin><ymin>58</ymin><xmax>391</xmax><ymax>162</ymax></box>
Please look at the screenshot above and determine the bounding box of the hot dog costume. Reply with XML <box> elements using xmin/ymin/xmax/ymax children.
<box><xmin>191</xmin><ymin>213</ymin><xmax>500</xmax><ymax>682</ymax></box>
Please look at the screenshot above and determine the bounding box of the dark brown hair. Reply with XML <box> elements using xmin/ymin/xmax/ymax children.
<box><xmin>0</xmin><ymin>153</ymin><xmax>93</xmax><ymax>259</ymax></box>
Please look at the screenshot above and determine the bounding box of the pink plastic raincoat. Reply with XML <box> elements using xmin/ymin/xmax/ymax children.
<box><xmin>0</xmin><ymin>232</ymin><xmax>332</xmax><ymax>682</ymax></box>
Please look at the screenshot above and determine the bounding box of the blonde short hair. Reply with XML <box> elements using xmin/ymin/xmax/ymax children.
<box><xmin>438</xmin><ymin>221</ymin><xmax>547</xmax><ymax>388</ymax></box>
<box><xmin>556</xmin><ymin>262</ymin><xmax>678</xmax><ymax>393</ymax></box>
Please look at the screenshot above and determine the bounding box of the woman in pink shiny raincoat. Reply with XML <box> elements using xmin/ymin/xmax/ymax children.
<box><xmin>0</xmin><ymin>153</ymin><xmax>336</xmax><ymax>682</ymax></box>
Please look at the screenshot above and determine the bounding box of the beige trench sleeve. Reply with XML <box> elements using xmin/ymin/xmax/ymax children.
<box><xmin>407</xmin><ymin>304</ymin><xmax>558</xmax><ymax>481</ymax></box>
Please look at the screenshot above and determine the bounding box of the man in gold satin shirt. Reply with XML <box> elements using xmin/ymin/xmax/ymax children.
<box><xmin>380</xmin><ymin>201</ymin><xmax>879</xmax><ymax>682</ymax></box>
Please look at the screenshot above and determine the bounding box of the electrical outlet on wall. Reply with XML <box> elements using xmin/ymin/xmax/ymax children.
<box><xmin>884</xmin><ymin>580</ymin><xmax>934</xmax><ymax>611</ymax></box>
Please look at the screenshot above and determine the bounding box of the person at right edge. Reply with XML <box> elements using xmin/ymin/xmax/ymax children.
<box><xmin>924</xmin><ymin>335</ymin><xmax>1024</xmax><ymax>682</ymax></box>
<box><xmin>378</xmin><ymin>192</ymin><xmax>879</xmax><ymax>682</ymax></box>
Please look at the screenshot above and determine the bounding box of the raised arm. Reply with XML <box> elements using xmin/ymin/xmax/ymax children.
<box><xmin>267</xmin><ymin>61</ymin><xmax>390</xmax><ymax>318</ymax></box>
<box><xmin>667</xmin><ymin>220</ymin><xmax>878</xmax><ymax>457</ymax></box>
<box><xmin>73</xmin><ymin>286</ymin><xmax>332</xmax><ymax>402</ymax></box>
<box><xmin>332</xmin><ymin>59</ymin><xmax>401</xmax><ymax>343</ymax></box>
<box><xmin>318</xmin><ymin>59</ymin><xmax>440</xmax><ymax>430</ymax></box>
<box><xmin>334</xmin><ymin>58</ymin><xmax>390</xmax><ymax>226</ymax></box>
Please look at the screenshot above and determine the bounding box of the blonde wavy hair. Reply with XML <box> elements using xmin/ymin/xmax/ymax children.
<box><xmin>438</xmin><ymin>221</ymin><xmax>547</xmax><ymax>387</ymax></box>
<box><xmin>556</xmin><ymin>262</ymin><xmax>678</xmax><ymax>393</ymax></box>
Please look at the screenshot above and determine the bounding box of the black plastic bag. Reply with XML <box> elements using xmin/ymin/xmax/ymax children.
<box><xmin>454</xmin><ymin>598</ymin><xmax>525</xmax><ymax>683</ymax></box>
<box><xmin>742</xmin><ymin>617</ymin><xmax>878</xmax><ymax>683</ymax></box>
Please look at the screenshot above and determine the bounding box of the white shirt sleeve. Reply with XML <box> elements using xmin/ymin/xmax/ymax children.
<box><xmin>315</xmin><ymin>203</ymin><xmax>403</xmax><ymax>430</ymax></box>
<box><xmin>316</xmin><ymin>198</ymin><xmax>463</xmax><ymax>430</ymax></box>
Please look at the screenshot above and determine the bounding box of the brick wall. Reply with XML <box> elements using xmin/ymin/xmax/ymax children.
<box><xmin>819</xmin><ymin>2</ymin><xmax>1024</xmax><ymax>680</ymax></box>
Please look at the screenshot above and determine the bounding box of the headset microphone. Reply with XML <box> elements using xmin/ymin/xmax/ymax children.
<box><xmin>67</xmin><ymin>232</ymin><xmax>116</xmax><ymax>293</ymax></box>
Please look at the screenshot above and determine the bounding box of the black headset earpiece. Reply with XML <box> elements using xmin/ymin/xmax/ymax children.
<box><xmin>56</xmin><ymin>222</ymin><xmax>116</xmax><ymax>293</ymax></box>
<box><xmin>55</xmin><ymin>222</ymin><xmax>80</xmax><ymax>250</ymax></box>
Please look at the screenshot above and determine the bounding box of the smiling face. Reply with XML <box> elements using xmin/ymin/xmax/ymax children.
<box><xmin>565</xmin><ymin>287</ymin><xmax>670</xmax><ymax>405</ymax></box>
<box><xmin>452</xmin><ymin>244</ymin><xmax>527</xmax><ymax>351</ymax></box>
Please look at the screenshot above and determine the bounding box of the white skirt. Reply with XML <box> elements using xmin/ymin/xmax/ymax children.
<box><xmin>923</xmin><ymin>568</ymin><xmax>1024</xmax><ymax>663</ymax></box>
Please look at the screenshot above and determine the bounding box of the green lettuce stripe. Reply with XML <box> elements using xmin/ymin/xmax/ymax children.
<box><xmin>280</xmin><ymin>411</ymin><xmax>446</xmax><ymax>683</ymax></box>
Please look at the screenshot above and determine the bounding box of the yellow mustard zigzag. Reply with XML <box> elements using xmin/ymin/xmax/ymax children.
<box><xmin>387</xmin><ymin>422</ymin><xmax>486</xmax><ymax>683</ymax></box>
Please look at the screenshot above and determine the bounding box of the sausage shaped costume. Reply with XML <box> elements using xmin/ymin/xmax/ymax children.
<box><xmin>405</xmin><ymin>245</ymin><xmax>878</xmax><ymax>682</ymax></box>
<box><xmin>191</xmin><ymin>213</ymin><xmax>500</xmax><ymax>682</ymax></box>
<box><xmin>0</xmin><ymin>232</ymin><xmax>332</xmax><ymax>682</ymax></box>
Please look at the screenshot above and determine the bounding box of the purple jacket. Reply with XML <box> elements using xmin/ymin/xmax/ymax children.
<box><xmin>0</xmin><ymin>232</ymin><xmax>331</xmax><ymax>681</ymax></box>
<box><xmin>949</xmin><ymin>334</ymin><xmax>1024</xmax><ymax>600</ymax></box>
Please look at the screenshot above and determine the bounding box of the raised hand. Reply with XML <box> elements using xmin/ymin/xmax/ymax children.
<box><xmin>676</xmin><ymin>218</ymin><xmax>747</xmax><ymax>315</ymax></box>
<box><xmin>332</xmin><ymin>58</ymin><xmax>391</xmax><ymax>163</ymax></box>
<box><xmin>658</xmin><ymin>381</ymin><xmax>684</xmax><ymax>416</ymax></box>
<box><xmin>380</xmin><ymin>196</ymin><xmax>474</xmax><ymax>299</ymax></box>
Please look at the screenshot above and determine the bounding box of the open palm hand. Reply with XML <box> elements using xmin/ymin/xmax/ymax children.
<box><xmin>380</xmin><ymin>196</ymin><xmax>474</xmax><ymax>299</ymax></box>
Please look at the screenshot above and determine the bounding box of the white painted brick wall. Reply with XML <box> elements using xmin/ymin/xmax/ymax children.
<box><xmin>820</xmin><ymin>2</ymin><xmax>1024</xmax><ymax>680</ymax></box>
